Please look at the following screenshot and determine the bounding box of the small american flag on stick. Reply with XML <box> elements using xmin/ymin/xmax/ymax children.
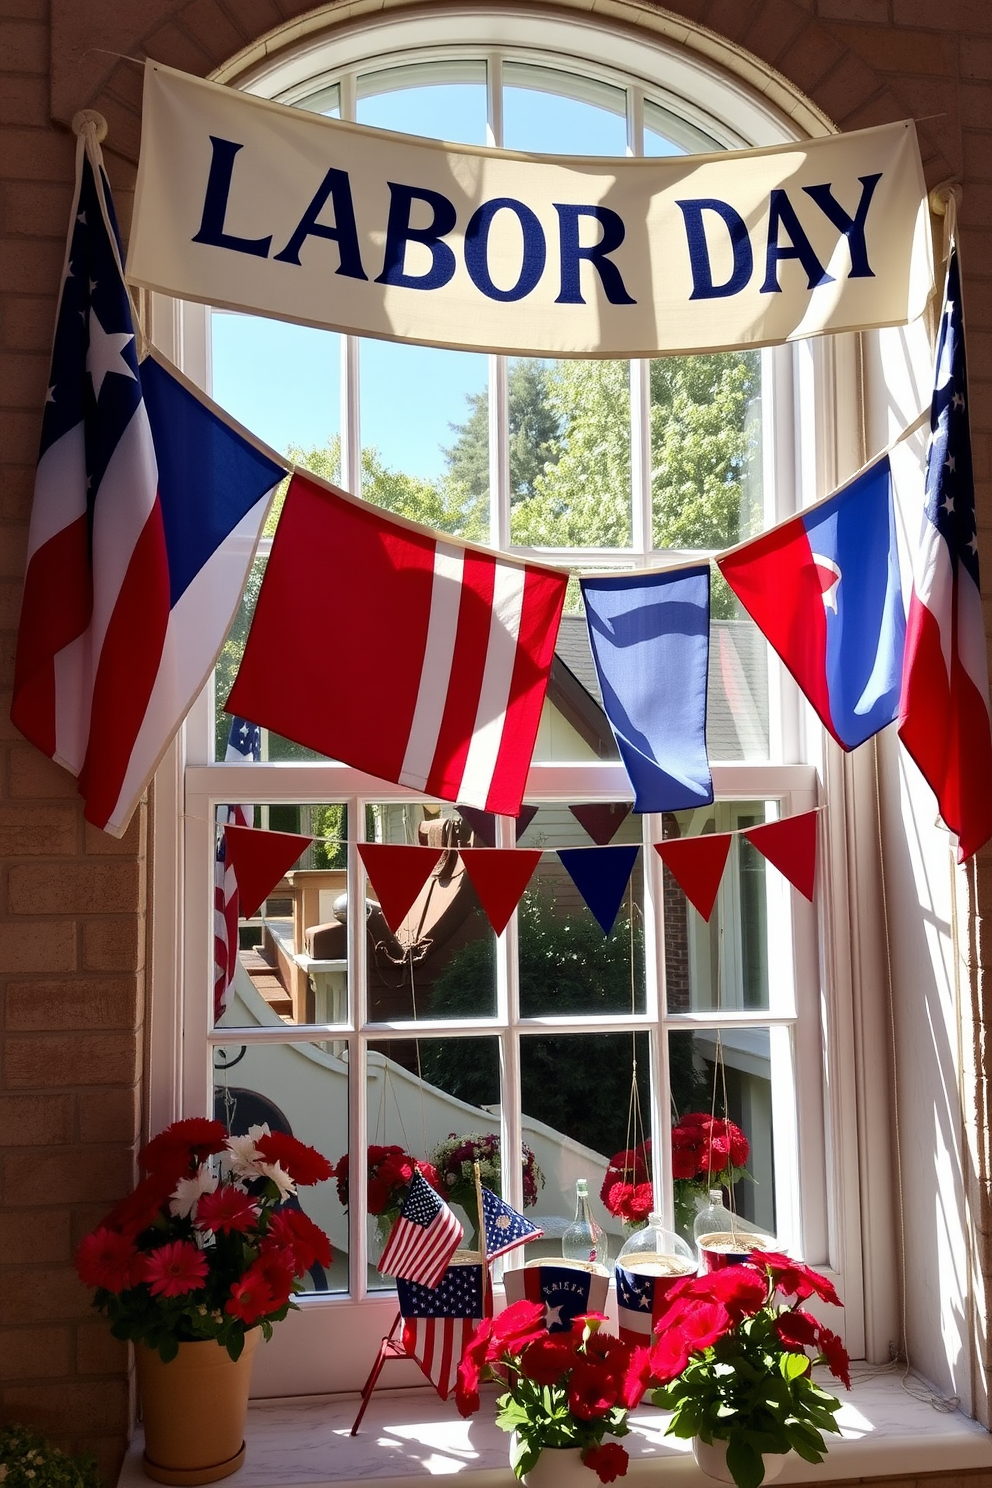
<box><xmin>378</xmin><ymin>1170</ymin><xmax>464</xmax><ymax>1289</ymax></box>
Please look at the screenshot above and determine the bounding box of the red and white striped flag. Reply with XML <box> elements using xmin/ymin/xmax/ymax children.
<box><xmin>396</xmin><ymin>1263</ymin><xmax>487</xmax><ymax>1400</ymax></box>
<box><xmin>226</xmin><ymin>473</ymin><xmax>568</xmax><ymax>816</ymax></box>
<box><xmin>213</xmin><ymin>717</ymin><xmax>260</xmax><ymax>1023</ymax></box>
<box><xmin>378</xmin><ymin>1171</ymin><xmax>464</xmax><ymax>1289</ymax></box>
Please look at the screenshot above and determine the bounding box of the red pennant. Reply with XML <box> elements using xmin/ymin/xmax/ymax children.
<box><xmin>743</xmin><ymin>812</ymin><xmax>818</xmax><ymax>901</ymax></box>
<box><xmin>654</xmin><ymin>835</ymin><xmax>732</xmax><ymax>922</ymax></box>
<box><xmin>358</xmin><ymin>844</ymin><xmax>443</xmax><ymax>934</ymax></box>
<box><xmin>458</xmin><ymin>849</ymin><xmax>543</xmax><ymax>936</ymax></box>
<box><xmin>568</xmin><ymin>803</ymin><xmax>633</xmax><ymax>845</ymax></box>
<box><xmin>225</xmin><ymin>825</ymin><xmax>313</xmax><ymax>920</ymax></box>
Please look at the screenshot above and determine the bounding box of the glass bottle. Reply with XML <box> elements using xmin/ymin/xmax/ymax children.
<box><xmin>692</xmin><ymin>1188</ymin><xmax>774</xmax><ymax>1271</ymax></box>
<box><xmin>615</xmin><ymin>1212</ymin><xmax>694</xmax><ymax>1278</ymax></box>
<box><xmin>562</xmin><ymin>1178</ymin><xmax>608</xmax><ymax>1267</ymax></box>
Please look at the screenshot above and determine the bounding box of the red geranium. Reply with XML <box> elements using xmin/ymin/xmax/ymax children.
<box><xmin>600</xmin><ymin>1143</ymin><xmax>653</xmax><ymax>1223</ymax></box>
<box><xmin>255</xmin><ymin>1130</ymin><xmax>333</xmax><ymax>1186</ymax></box>
<box><xmin>267</xmin><ymin>1208</ymin><xmax>333</xmax><ymax>1273</ymax></box>
<box><xmin>583</xmin><ymin>1442</ymin><xmax>629</xmax><ymax>1484</ymax></box>
<box><xmin>670</xmin><ymin>1112</ymin><xmax>749</xmax><ymax>1184</ymax></box>
<box><xmin>761</xmin><ymin>1249</ymin><xmax>842</xmax><ymax>1306</ymax></box>
<box><xmin>335</xmin><ymin>1144</ymin><xmax>442</xmax><ymax>1217</ymax></box>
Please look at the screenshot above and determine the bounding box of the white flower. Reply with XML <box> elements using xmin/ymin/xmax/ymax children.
<box><xmin>224</xmin><ymin>1124</ymin><xmax>271</xmax><ymax>1180</ymax></box>
<box><xmin>257</xmin><ymin>1161</ymin><xmax>296</xmax><ymax>1201</ymax></box>
<box><xmin>170</xmin><ymin>1163</ymin><xmax>218</xmax><ymax>1219</ymax></box>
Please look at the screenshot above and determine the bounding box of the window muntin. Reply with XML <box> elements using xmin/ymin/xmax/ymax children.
<box><xmin>173</xmin><ymin>12</ymin><xmax>838</xmax><ymax>1365</ymax></box>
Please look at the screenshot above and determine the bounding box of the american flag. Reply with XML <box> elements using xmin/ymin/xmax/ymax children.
<box><xmin>615</xmin><ymin>1263</ymin><xmax>687</xmax><ymax>1346</ymax></box>
<box><xmin>213</xmin><ymin>716</ymin><xmax>261</xmax><ymax>1023</ymax></box>
<box><xmin>378</xmin><ymin>1170</ymin><xmax>464</xmax><ymax>1288</ymax></box>
<box><xmin>397</xmin><ymin>1263</ymin><xmax>486</xmax><ymax>1400</ymax></box>
<box><xmin>480</xmin><ymin>1186</ymin><xmax>544</xmax><ymax>1260</ymax></box>
<box><xmin>899</xmin><ymin>247</ymin><xmax>992</xmax><ymax>861</ymax></box>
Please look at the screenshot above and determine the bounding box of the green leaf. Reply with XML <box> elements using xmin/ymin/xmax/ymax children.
<box><xmin>725</xmin><ymin>1437</ymin><xmax>767</xmax><ymax>1488</ymax></box>
<box><xmin>779</xmin><ymin>1352</ymin><xmax>811</xmax><ymax>1381</ymax></box>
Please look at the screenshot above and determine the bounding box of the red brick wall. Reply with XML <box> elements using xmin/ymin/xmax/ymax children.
<box><xmin>2</xmin><ymin>0</ymin><xmax>991</xmax><ymax>1479</ymax></box>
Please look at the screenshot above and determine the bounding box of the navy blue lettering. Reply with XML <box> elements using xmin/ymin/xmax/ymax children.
<box><xmin>191</xmin><ymin>137</ymin><xmax>272</xmax><ymax>259</ymax></box>
<box><xmin>464</xmin><ymin>198</ymin><xmax>546</xmax><ymax>302</ymax></box>
<box><xmin>676</xmin><ymin>199</ymin><xmax>752</xmax><ymax>299</ymax></box>
<box><xmin>273</xmin><ymin>167</ymin><xmax>368</xmax><ymax>279</ymax></box>
<box><xmin>375</xmin><ymin>183</ymin><xmax>457</xmax><ymax>290</ymax></box>
<box><xmin>760</xmin><ymin>188</ymin><xmax>834</xmax><ymax>293</ymax></box>
<box><xmin>553</xmin><ymin>205</ymin><xmax>635</xmax><ymax>305</ymax></box>
<box><xmin>802</xmin><ymin>173</ymin><xmax>881</xmax><ymax>279</ymax></box>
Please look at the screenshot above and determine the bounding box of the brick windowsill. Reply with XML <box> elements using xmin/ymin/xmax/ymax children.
<box><xmin>117</xmin><ymin>1369</ymin><xmax>992</xmax><ymax>1488</ymax></box>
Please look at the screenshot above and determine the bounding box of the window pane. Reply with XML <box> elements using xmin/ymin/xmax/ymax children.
<box><xmin>215</xmin><ymin>811</ymin><xmax>348</xmax><ymax>1030</ymax></box>
<box><xmin>535</xmin><ymin>611</ymin><xmax>621</xmax><ymax>763</ymax></box>
<box><xmin>356</xmin><ymin>62</ymin><xmax>488</xmax><ymax>144</ymax></box>
<box><xmin>515</xmin><ymin>804</ymin><xmax>644</xmax><ymax>1016</ymax></box>
<box><xmin>213</xmin><ymin>1042</ymin><xmax>345</xmax><ymax>1292</ymax></box>
<box><xmin>668</xmin><ymin>1026</ymin><xmax>777</xmax><ymax>1247</ymax></box>
<box><xmin>520</xmin><ymin>1030</ymin><xmax>651</xmax><ymax>1264</ymax></box>
<box><xmin>662</xmin><ymin>803</ymin><xmax>775</xmax><ymax>1013</ymax></box>
<box><xmin>211</xmin><ymin>312</ymin><xmax>340</xmax><ymax>462</ymax></box>
<box><xmin>366</xmin><ymin>804</ymin><xmax>496</xmax><ymax>1023</ymax></box>
<box><xmin>651</xmin><ymin>350</ymin><xmax>762</xmax><ymax>551</ymax></box>
<box><xmin>503</xmin><ymin>65</ymin><xmax>627</xmax><ymax>155</ymax></box>
<box><xmin>293</xmin><ymin>81</ymin><xmax>341</xmax><ymax>117</ymax></box>
<box><xmin>358</xmin><ymin>340</ymin><xmax>489</xmax><ymax>540</ymax></box>
<box><xmin>509</xmin><ymin>359</ymin><xmax>632</xmax><ymax>547</ymax></box>
<box><xmin>707</xmin><ymin>596</ymin><xmax>770</xmax><ymax>761</ymax></box>
<box><xmin>643</xmin><ymin>99</ymin><xmax>722</xmax><ymax>157</ymax></box>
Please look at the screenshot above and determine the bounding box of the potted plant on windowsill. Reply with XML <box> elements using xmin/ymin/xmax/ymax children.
<box><xmin>649</xmin><ymin>1250</ymin><xmax>851</xmax><ymax>1488</ymax></box>
<box><xmin>454</xmin><ymin>1300</ymin><xmax>653</xmax><ymax>1484</ymax></box>
<box><xmin>75</xmin><ymin>1118</ymin><xmax>333</xmax><ymax>1486</ymax></box>
<box><xmin>332</xmin><ymin>1143</ymin><xmax>444</xmax><ymax>1262</ymax></box>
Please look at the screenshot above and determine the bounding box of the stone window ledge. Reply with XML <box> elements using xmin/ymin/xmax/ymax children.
<box><xmin>117</xmin><ymin>1370</ymin><xmax>992</xmax><ymax>1488</ymax></box>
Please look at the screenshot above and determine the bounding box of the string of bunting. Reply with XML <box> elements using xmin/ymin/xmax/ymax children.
<box><xmin>223</xmin><ymin>807</ymin><xmax>820</xmax><ymax>940</ymax></box>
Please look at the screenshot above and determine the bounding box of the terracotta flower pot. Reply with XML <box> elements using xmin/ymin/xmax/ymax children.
<box><xmin>136</xmin><ymin>1330</ymin><xmax>260</xmax><ymax>1485</ymax></box>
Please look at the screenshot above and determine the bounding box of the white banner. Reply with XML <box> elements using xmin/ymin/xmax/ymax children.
<box><xmin>129</xmin><ymin>62</ymin><xmax>934</xmax><ymax>360</ymax></box>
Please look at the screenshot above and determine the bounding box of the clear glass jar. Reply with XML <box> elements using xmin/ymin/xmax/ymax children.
<box><xmin>615</xmin><ymin>1213</ymin><xmax>694</xmax><ymax>1277</ymax></box>
<box><xmin>562</xmin><ymin>1178</ymin><xmax>608</xmax><ymax>1267</ymax></box>
<box><xmin>692</xmin><ymin>1188</ymin><xmax>774</xmax><ymax>1270</ymax></box>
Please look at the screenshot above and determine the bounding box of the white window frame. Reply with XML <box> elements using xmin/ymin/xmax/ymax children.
<box><xmin>144</xmin><ymin>3</ymin><xmax>885</xmax><ymax>1393</ymax></box>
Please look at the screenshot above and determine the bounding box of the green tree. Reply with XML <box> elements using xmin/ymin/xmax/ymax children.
<box><xmin>444</xmin><ymin>359</ymin><xmax>563</xmax><ymax>504</ymax></box>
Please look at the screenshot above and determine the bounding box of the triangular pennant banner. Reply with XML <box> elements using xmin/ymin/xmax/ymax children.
<box><xmin>358</xmin><ymin>844</ymin><xmax>444</xmax><ymax>935</ymax></box>
<box><xmin>224</xmin><ymin>824</ymin><xmax>313</xmax><ymax>920</ymax></box>
<box><xmin>568</xmin><ymin>803</ymin><xmax>633</xmax><ymax>845</ymax></box>
<box><xmin>457</xmin><ymin>804</ymin><xmax>539</xmax><ymax>847</ymax></box>
<box><xmin>743</xmin><ymin>812</ymin><xmax>818</xmax><ymax>902</ymax></box>
<box><xmin>557</xmin><ymin>846</ymin><xmax>640</xmax><ymax>935</ymax></box>
<box><xmin>654</xmin><ymin>835</ymin><xmax>732</xmax><ymax>922</ymax></box>
<box><xmin>458</xmin><ymin>848</ymin><xmax>543</xmax><ymax>936</ymax></box>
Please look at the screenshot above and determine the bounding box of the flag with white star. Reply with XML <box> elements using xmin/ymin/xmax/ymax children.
<box><xmin>480</xmin><ymin>1185</ymin><xmax>544</xmax><ymax>1260</ymax></box>
<box><xmin>899</xmin><ymin>246</ymin><xmax>992</xmax><ymax>860</ymax></box>
<box><xmin>10</xmin><ymin>126</ymin><xmax>285</xmax><ymax>835</ymax></box>
<box><xmin>378</xmin><ymin>1169</ymin><xmax>464</xmax><ymax>1288</ymax></box>
<box><xmin>504</xmin><ymin>1262</ymin><xmax>607</xmax><ymax>1332</ymax></box>
<box><xmin>396</xmin><ymin>1262</ymin><xmax>486</xmax><ymax>1400</ymax></box>
<box><xmin>616</xmin><ymin>1263</ymin><xmax>687</xmax><ymax>1346</ymax></box>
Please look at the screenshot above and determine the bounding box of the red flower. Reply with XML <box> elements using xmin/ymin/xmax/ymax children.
<box><xmin>818</xmin><ymin>1327</ymin><xmax>851</xmax><ymax>1389</ymax></box>
<box><xmin>649</xmin><ymin>1326</ymin><xmax>693</xmax><ymax>1383</ymax></box>
<box><xmin>670</xmin><ymin>1113</ymin><xmax>749</xmax><ymax>1182</ymax></box>
<box><xmin>520</xmin><ymin>1336</ymin><xmax>578</xmax><ymax>1386</ymax></box>
<box><xmin>760</xmin><ymin>1251</ymin><xmax>841</xmax><ymax>1307</ymax></box>
<box><xmin>267</xmin><ymin>1209</ymin><xmax>332</xmax><ymax>1274</ymax></box>
<box><xmin>618</xmin><ymin>1344</ymin><xmax>654</xmax><ymax>1409</ymax></box>
<box><xmin>676</xmin><ymin>1299</ymin><xmax>733</xmax><ymax>1352</ymax></box>
<box><xmin>253</xmin><ymin>1248</ymin><xmax>296</xmax><ymax>1309</ymax></box>
<box><xmin>139</xmin><ymin>1119</ymin><xmax>227</xmax><ymax>1179</ymax></box>
<box><xmin>583</xmin><ymin>1442</ymin><xmax>629</xmax><ymax>1483</ymax></box>
<box><xmin>774</xmin><ymin>1309</ymin><xmax>819</xmax><ymax>1351</ymax></box>
<box><xmin>75</xmin><ymin>1227</ymin><xmax>138</xmax><ymax>1293</ymax></box>
<box><xmin>366</xmin><ymin>1177</ymin><xmax>392</xmax><ymax>1214</ymax></box>
<box><xmin>225</xmin><ymin>1271</ymin><xmax>276</xmax><ymax>1324</ymax></box>
<box><xmin>489</xmin><ymin>1300</ymin><xmax>547</xmax><ymax>1359</ymax></box>
<box><xmin>254</xmin><ymin>1131</ymin><xmax>332</xmax><ymax>1186</ymax></box>
<box><xmin>195</xmin><ymin>1186</ymin><xmax>259</xmax><ymax>1235</ymax></box>
<box><xmin>703</xmin><ymin>1265</ymin><xmax>769</xmax><ymax>1321</ymax></box>
<box><xmin>100</xmin><ymin>1171</ymin><xmax>175</xmax><ymax>1238</ymax></box>
<box><xmin>568</xmin><ymin>1359</ymin><xmax>619</xmax><ymax>1419</ymax></box>
<box><xmin>455</xmin><ymin>1321</ymin><xmax>493</xmax><ymax>1416</ymax></box>
<box><xmin>138</xmin><ymin>1241</ymin><xmax>209</xmax><ymax>1298</ymax></box>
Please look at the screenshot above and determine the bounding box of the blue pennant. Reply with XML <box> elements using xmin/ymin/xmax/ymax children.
<box><xmin>557</xmin><ymin>844</ymin><xmax>640</xmax><ymax>935</ymax></box>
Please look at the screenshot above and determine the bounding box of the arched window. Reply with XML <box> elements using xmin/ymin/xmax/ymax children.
<box><xmin>151</xmin><ymin>3</ymin><xmax>873</xmax><ymax>1393</ymax></box>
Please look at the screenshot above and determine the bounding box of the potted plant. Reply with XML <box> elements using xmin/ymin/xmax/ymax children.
<box><xmin>454</xmin><ymin>1300</ymin><xmax>652</xmax><ymax>1484</ymax></box>
<box><xmin>0</xmin><ymin>1425</ymin><xmax>99</xmax><ymax>1488</ymax></box>
<box><xmin>74</xmin><ymin>1117</ymin><xmax>333</xmax><ymax>1484</ymax></box>
<box><xmin>429</xmin><ymin>1132</ymin><xmax>542</xmax><ymax>1250</ymax></box>
<box><xmin>599</xmin><ymin>1140</ymin><xmax>654</xmax><ymax>1232</ymax></box>
<box><xmin>649</xmin><ymin>1250</ymin><xmax>851</xmax><ymax>1488</ymax></box>
<box><xmin>670</xmin><ymin>1113</ymin><xmax>751</xmax><ymax>1237</ymax></box>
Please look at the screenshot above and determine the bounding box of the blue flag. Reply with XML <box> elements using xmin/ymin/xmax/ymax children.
<box><xmin>581</xmin><ymin>565</ymin><xmax>713</xmax><ymax>813</ymax></box>
<box><xmin>557</xmin><ymin>845</ymin><xmax>640</xmax><ymax>935</ymax></box>
<box><xmin>481</xmin><ymin>1186</ymin><xmax>544</xmax><ymax>1259</ymax></box>
<box><xmin>504</xmin><ymin>1262</ymin><xmax>609</xmax><ymax>1332</ymax></box>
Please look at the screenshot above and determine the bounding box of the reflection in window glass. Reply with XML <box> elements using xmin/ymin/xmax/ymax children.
<box><xmin>366</xmin><ymin>804</ymin><xmax>495</xmax><ymax>1023</ymax></box>
<box><xmin>662</xmin><ymin>803</ymin><xmax>773</xmax><ymax>1013</ymax></box>
<box><xmin>643</xmin><ymin>100</ymin><xmax>722</xmax><ymax>157</ymax></box>
<box><xmin>356</xmin><ymin>64</ymin><xmax>488</xmax><ymax>144</ymax></box>
<box><xmin>706</xmin><ymin>592</ymin><xmax>770</xmax><ymax>762</ymax></box>
<box><xmin>213</xmin><ymin>1043</ymin><xmax>346</xmax><ymax>1292</ymax></box>
<box><xmin>668</xmin><ymin>1026</ymin><xmax>776</xmax><ymax>1245</ymax></box>
<box><xmin>215</xmin><ymin>809</ymin><xmax>348</xmax><ymax>1031</ymax></box>
<box><xmin>509</xmin><ymin>360</ymin><xmax>632</xmax><ymax>547</ymax></box>
<box><xmin>520</xmin><ymin>1030</ymin><xmax>650</xmax><ymax>1263</ymax></box>
<box><xmin>363</xmin><ymin>1039</ymin><xmax>500</xmax><ymax>1285</ymax></box>
<box><xmin>503</xmin><ymin>65</ymin><xmax>627</xmax><ymax>154</ymax></box>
